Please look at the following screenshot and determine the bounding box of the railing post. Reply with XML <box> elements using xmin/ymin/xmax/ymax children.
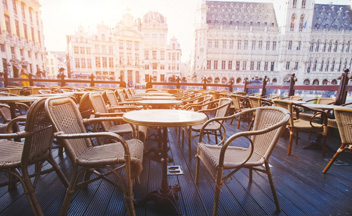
<box><xmin>4</xmin><ymin>70</ymin><xmax>8</xmax><ymax>87</ymax></box>
<box><xmin>202</xmin><ymin>77</ymin><xmax>207</xmax><ymax>90</ymax></box>
<box><xmin>119</xmin><ymin>75</ymin><xmax>126</xmax><ymax>88</ymax></box>
<box><xmin>146</xmin><ymin>76</ymin><xmax>153</xmax><ymax>89</ymax></box>
<box><xmin>89</xmin><ymin>74</ymin><xmax>95</xmax><ymax>87</ymax></box>
<box><xmin>261</xmin><ymin>76</ymin><xmax>268</xmax><ymax>97</ymax></box>
<box><xmin>244</xmin><ymin>78</ymin><xmax>249</xmax><ymax>94</ymax></box>
<box><xmin>28</xmin><ymin>73</ymin><xmax>33</xmax><ymax>86</ymax></box>
<box><xmin>229</xmin><ymin>80</ymin><xmax>234</xmax><ymax>92</ymax></box>
<box><xmin>176</xmin><ymin>76</ymin><xmax>181</xmax><ymax>89</ymax></box>
<box><xmin>288</xmin><ymin>73</ymin><xmax>296</xmax><ymax>96</ymax></box>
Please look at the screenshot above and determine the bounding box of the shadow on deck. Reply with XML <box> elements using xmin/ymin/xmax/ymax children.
<box><xmin>0</xmin><ymin>119</ymin><xmax>351</xmax><ymax>216</ymax></box>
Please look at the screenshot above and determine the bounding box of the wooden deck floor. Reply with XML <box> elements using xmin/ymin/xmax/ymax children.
<box><xmin>1</xmin><ymin>119</ymin><xmax>351</xmax><ymax>216</ymax></box>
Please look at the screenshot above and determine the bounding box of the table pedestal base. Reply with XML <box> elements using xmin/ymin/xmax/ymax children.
<box><xmin>135</xmin><ymin>185</ymin><xmax>181</xmax><ymax>215</ymax></box>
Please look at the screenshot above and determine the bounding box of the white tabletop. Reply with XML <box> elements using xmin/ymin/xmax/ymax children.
<box><xmin>304</xmin><ymin>103</ymin><xmax>341</xmax><ymax>110</ymax></box>
<box><xmin>0</xmin><ymin>96</ymin><xmax>41</xmax><ymax>103</ymax></box>
<box><xmin>123</xmin><ymin>109</ymin><xmax>207</xmax><ymax>127</ymax></box>
<box><xmin>142</xmin><ymin>96</ymin><xmax>176</xmax><ymax>100</ymax></box>
<box><xmin>135</xmin><ymin>100</ymin><xmax>182</xmax><ymax>105</ymax></box>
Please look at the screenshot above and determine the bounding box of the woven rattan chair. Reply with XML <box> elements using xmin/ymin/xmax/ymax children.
<box><xmin>229</xmin><ymin>94</ymin><xmax>251</xmax><ymax>128</ymax></box>
<box><xmin>89</xmin><ymin>92</ymin><xmax>147</xmax><ymax>141</ymax></box>
<box><xmin>103</xmin><ymin>90</ymin><xmax>140</xmax><ymax>111</ymax></box>
<box><xmin>0</xmin><ymin>98</ymin><xmax>68</xmax><ymax>215</ymax></box>
<box><xmin>273</xmin><ymin>99</ymin><xmax>328</xmax><ymax>156</ymax></box>
<box><xmin>195</xmin><ymin>106</ymin><xmax>290</xmax><ymax>215</ymax></box>
<box><xmin>183</xmin><ymin>98</ymin><xmax>232</xmax><ymax>160</ymax></box>
<box><xmin>323</xmin><ymin>107</ymin><xmax>352</xmax><ymax>173</ymax></box>
<box><xmin>45</xmin><ymin>96</ymin><xmax>144</xmax><ymax>216</ymax></box>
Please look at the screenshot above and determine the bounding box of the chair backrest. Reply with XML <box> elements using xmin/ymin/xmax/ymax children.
<box><xmin>289</xmin><ymin>95</ymin><xmax>303</xmax><ymax>101</ymax></box>
<box><xmin>78</xmin><ymin>92</ymin><xmax>93</xmax><ymax>118</ymax></box>
<box><xmin>334</xmin><ymin>107</ymin><xmax>352</xmax><ymax>144</ymax></box>
<box><xmin>230</xmin><ymin>94</ymin><xmax>242</xmax><ymax>111</ymax></box>
<box><xmin>250</xmin><ymin>106</ymin><xmax>290</xmax><ymax>161</ymax></box>
<box><xmin>89</xmin><ymin>92</ymin><xmax>114</xmax><ymax>130</ymax></box>
<box><xmin>22</xmin><ymin>98</ymin><xmax>55</xmax><ymax>165</ymax></box>
<box><xmin>215</xmin><ymin>98</ymin><xmax>232</xmax><ymax>119</ymax></box>
<box><xmin>124</xmin><ymin>88</ymin><xmax>132</xmax><ymax>99</ymax></box>
<box><xmin>103</xmin><ymin>90</ymin><xmax>119</xmax><ymax>107</ymax></box>
<box><xmin>248</xmin><ymin>96</ymin><xmax>262</xmax><ymax>108</ymax></box>
<box><xmin>273</xmin><ymin>99</ymin><xmax>294</xmax><ymax>125</ymax></box>
<box><xmin>317</xmin><ymin>98</ymin><xmax>335</xmax><ymax>105</ymax></box>
<box><xmin>116</xmin><ymin>89</ymin><xmax>126</xmax><ymax>102</ymax></box>
<box><xmin>45</xmin><ymin>97</ymin><xmax>93</xmax><ymax>163</ymax></box>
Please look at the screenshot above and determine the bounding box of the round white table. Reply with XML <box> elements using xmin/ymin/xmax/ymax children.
<box><xmin>135</xmin><ymin>100</ymin><xmax>182</xmax><ymax>109</ymax></box>
<box><xmin>123</xmin><ymin>109</ymin><xmax>207</xmax><ymax>214</ymax></box>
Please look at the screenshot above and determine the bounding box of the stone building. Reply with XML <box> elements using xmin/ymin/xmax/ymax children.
<box><xmin>0</xmin><ymin>0</ymin><xmax>46</xmax><ymax>78</ymax></box>
<box><xmin>66</xmin><ymin>10</ymin><xmax>182</xmax><ymax>87</ymax></box>
<box><xmin>192</xmin><ymin>0</ymin><xmax>352</xmax><ymax>85</ymax></box>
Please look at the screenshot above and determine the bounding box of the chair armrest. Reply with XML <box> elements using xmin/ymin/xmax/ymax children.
<box><xmin>6</xmin><ymin>116</ymin><xmax>27</xmax><ymax>133</ymax></box>
<box><xmin>94</xmin><ymin>112</ymin><xmax>124</xmax><ymax>117</ymax></box>
<box><xmin>83</xmin><ymin>117</ymin><xmax>137</xmax><ymax>138</ymax></box>
<box><xmin>293</xmin><ymin>103</ymin><xmax>328</xmax><ymax>127</ymax></box>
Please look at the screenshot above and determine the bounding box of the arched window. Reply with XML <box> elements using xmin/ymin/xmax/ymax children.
<box><xmin>302</xmin><ymin>0</ymin><xmax>306</xmax><ymax>9</ymax></box>
<box><xmin>299</xmin><ymin>14</ymin><xmax>305</xmax><ymax>31</ymax></box>
<box><xmin>304</xmin><ymin>79</ymin><xmax>310</xmax><ymax>85</ymax></box>
<box><xmin>313</xmin><ymin>79</ymin><xmax>319</xmax><ymax>85</ymax></box>
<box><xmin>315</xmin><ymin>40</ymin><xmax>320</xmax><ymax>52</ymax></box>
<box><xmin>334</xmin><ymin>40</ymin><xmax>338</xmax><ymax>52</ymax></box>
<box><xmin>290</xmin><ymin>14</ymin><xmax>296</xmax><ymax>31</ymax></box>
<box><xmin>309</xmin><ymin>40</ymin><xmax>314</xmax><ymax>52</ymax></box>
<box><xmin>331</xmin><ymin>79</ymin><xmax>337</xmax><ymax>85</ymax></box>
<box><xmin>341</xmin><ymin>42</ymin><xmax>345</xmax><ymax>52</ymax></box>
<box><xmin>328</xmin><ymin>40</ymin><xmax>332</xmax><ymax>52</ymax></box>
<box><xmin>307</xmin><ymin>60</ymin><xmax>312</xmax><ymax>73</ymax></box>
<box><xmin>347</xmin><ymin>41</ymin><xmax>351</xmax><ymax>52</ymax></box>
<box><xmin>323</xmin><ymin>40</ymin><xmax>327</xmax><ymax>52</ymax></box>
<box><xmin>331</xmin><ymin>60</ymin><xmax>335</xmax><ymax>72</ymax></box>
<box><xmin>272</xmin><ymin>78</ymin><xmax>277</xmax><ymax>84</ymax></box>
<box><xmin>320</xmin><ymin>59</ymin><xmax>324</xmax><ymax>71</ymax></box>
<box><xmin>293</xmin><ymin>0</ymin><xmax>297</xmax><ymax>8</ymax></box>
<box><xmin>325</xmin><ymin>60</ymin><xmax>329</xmax><ymax>72</ymax></box>
<box><xmin>236</xmin><ymin>77</ymin><xmax>242</xmax><ymax>84</ymax></box>
<box><xmin>313</xmin><ymin>60</ymin><xmax>317</xmax><ymax>71</ymax></box>
<box><xmin>322</xmin><ymin>79</ymin><xmax>329</xmax><ymax>85</ymax></box>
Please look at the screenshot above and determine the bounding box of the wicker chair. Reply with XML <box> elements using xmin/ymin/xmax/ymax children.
<box><xmin>45</xmin><ymin>96</ymin><xmax>144</xmax><ymax>216</ymax></box>
<box><xmin>0</xmin><ymin>98</ymin><xmax>69</xmax><ymax>215</ymax></box>
<box><xmin>103</xmin><ymin>90</ymin><xmax>140</xmax><ymax>111</ymax></box>
<box><xmin>195</xmin><ymin>106</ymin><xmax>290</xmax><ymax>215</ymax></box>
<box><xmin>229</xmin><ymin>94</ymin><xmax>251</xmax><ymax>128</ymax></box>
<box><xmin>184</xmin><ymin>98</ymin><xmax>231</xmax><ymax>160</ymax></box>
<box><xmin>89</xmin><ymin>92</ymin><xmax>147</xmax><ymax>141</ymax></box>
<box><xmin>273</xmin><ymin>99</ymin><xmax>328</xmax><ymax>156</ymax></box>
<box><xmin>323</xmin><ymin>107</ymin><xmax>352</xmax><ymax>173</ymax></box>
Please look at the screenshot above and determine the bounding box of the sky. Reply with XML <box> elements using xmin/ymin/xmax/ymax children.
<box><xmin>40</xmin><ymin>0</ymin><xmax>352</xmax><ymax>62</ymax></box>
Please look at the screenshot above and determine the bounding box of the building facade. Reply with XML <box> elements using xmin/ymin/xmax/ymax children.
<box><xmin>192</xmin><ymin>0</ymin><xmax>352</xmax><ymax>85</ymax></box>
<box><xmin>0</xmin><ymin>0</ymin><xmax>45</xmax><ymax>79</ymax></box>
<box><xmin>45</xmin><ymin>51</ymin><xmax>65</xmax><ymax>78</ymax></box>
<box><xmin>66</xmin><ymin>11</ymin><xmax>182</xmax><ymax>87</ymax></box>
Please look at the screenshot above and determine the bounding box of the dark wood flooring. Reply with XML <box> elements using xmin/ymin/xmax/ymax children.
<box><xmin>1</xmin><ymin>119</ymin><xmax>351</xmax><ymax>216</ymax></box>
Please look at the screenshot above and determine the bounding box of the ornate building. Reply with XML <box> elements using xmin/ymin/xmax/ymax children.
<box><xmin>66</xmin><ymin>10</ymin><xmax>182</xmax><ymax>87</ymax></box>
<box><xmin>192</xmin><ymin>0</ymin><xmax>352</xmax><ymax>85</ymax></box>
<box><xmin>0</xmin><ymin>0</ymin><xmax>46</xmax><ymax>78</ymax></box>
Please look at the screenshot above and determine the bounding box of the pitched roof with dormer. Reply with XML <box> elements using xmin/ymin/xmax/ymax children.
<box><xmin>312</xmin><ymin>4</ymin><xmax>352</xmax><ymax>31</ymax></box>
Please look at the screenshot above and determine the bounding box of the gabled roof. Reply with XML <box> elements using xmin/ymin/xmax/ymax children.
<box><xmin>312</xmin><ymin>4</ymin><xmax>352</xmax><ymax>31</ymax></box>
<box><xmin>205</xmin><ymin>1</ymin><xmax>277</xmax><ymax>29</ymax></box>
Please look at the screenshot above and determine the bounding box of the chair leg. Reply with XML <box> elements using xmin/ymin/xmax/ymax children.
<box><xmin>321</xmin><ymin>134</ymin><xmax>327</xmax><ymax>157</ymax></box>
<box><xmin>237</xmin><ymin>114</ymin><xmax>241</xmax><ymax>129</ymax></box>
<box><xmin>295</xmin><ymin>131</ymin><xmax>299</xmax><ymax>145</ymax></box>
<box><xmin>288</xmin><ymin>129</ymin><xmax>294</xmax><ymax>155</ymax></box>
<box><xmin>181</xmin><ymin>128</ymin><xmax>185</xmax><ymax>148</ymax></box>
<box><xmin>188</xmin><ymin>126</ymin><xmax>192</xmax><ymax>160</ymax></box>
<box><xmin>212</xmin><ymin>169</ymin><xmax>223</xmax><ymax>216</ymax></box>
<box><xmin>247</xmin><ymin>118</ymin><xmax>254</xmax><ymax>131</ymax></box>
<box><xmin>22</xmin><ymin>168</ymin><xmax>44</xmax><ymax>216</ymax></box>
<box><xmin>48</xmin><ymin>154</ymin><xmax>69</xmax><ymax>187</ymax></box>
<box><xmin>265</xmin><ymin>161</ymin><xmax>281</xmax><ymax>212</ymax></box>
<box><xmin>323</xmin><ymin>144</ymin><xmax>345</xmax><ymax>173</ymax></box>
<box><xmin>60</xmin><ymin>167</ymin><xmax>79</xmax><ymax>216</ymax></box>
<box><xmin>195</xmin><ymin>156</ymin><xmax>200</xmax><ymax>184</ymax></box>
<box><xmin>249</xmin><ymin>168</ymin><xmax>253</xmax><ymax>183</ymax></box>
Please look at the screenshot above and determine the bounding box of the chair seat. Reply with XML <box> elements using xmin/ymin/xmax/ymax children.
<box><xmin>77</xmin><ymin>139</ymin><xmax>144</xmax><ymax>181</ymax></box>
<box><xmin>292</xmin><ymin>119</ymin><xmax>323</xmax><ymax>130</ymax></box>
<box><xmin>197</xmin><ymin>142</ymin><xmax>264</xmax><ymax>180</ymax></box>
<box><xmin>192</xmin><ymin>122</ymin><xmax>221</xmax><ymax>131</ymax></box>
<box><xmin>0</xmin><ymin>140</ymin><xmax>23</xmax><ymax>168</ymax></box>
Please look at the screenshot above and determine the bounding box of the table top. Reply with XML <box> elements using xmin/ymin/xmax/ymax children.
<box><xmin>0</xmin><ymin>96</ymin><xmax>41</xmax><ymax>103</ymax></box>
<box><xmin>146</xmin><ymin>92</ymin><xmax>172</xmax><ymax>96</ymax></box>
<box><xmin>123</xmin><ymin>109</ymin><xmax>207</xmax><ymax>127</ymax></box>
<box><xmin>142</xmin><ymin>96</ymin><xmax>176</xmax><ymax>100</ymax></box>
<box><xmin>304</xmin><ymin>103</ymin><xmax>341</xmax><ymax>110</ymax></box>
<box><xmin>135</xmin><ymin>100</ymin><xmax>182</xmax><ymax>105</ymax></box>
<box><xmin>285</xmin><ymin>100</ymin><xmax>306</xmax><ymax>104</ymax></box>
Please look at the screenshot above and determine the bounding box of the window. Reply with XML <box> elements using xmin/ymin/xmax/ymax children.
<box><xmin>21</xmin><ymin>2</ymin><xmax>25</xmax><ymax>18</ymax></box>
<box><xmin>288</xmin><ymin>40</ymin><xmax>292</xmax><ymax>50</ymax></box>
<box><xmin>87</xmin><ymin>59</ymin><xmax>92</xmax><ymax>68</ymax></box>
<box><xmin>31</xmin><ymin>27</ymin><xmax>35</xmax><ymax>42</ymax></box>
<box><xmin>293</xmin><ymin>0</ymin><xmax>297</xmax><ymax>8</ymax></box>
<box><xmin>341</xmin><ymin>42</ymin><xmax>345</xmax><ymax>52</ymax></box>
<box><xmin>309</xmin><ymin>42</ymin><xmax>314</xmax><ymax>52</ymax></box>
<box><xmin>323</xmin><ymin>41</ymin><xmax>327</xmax><ymax>52</ymax></box>
<box><xmin>152</xmin><ymin>63</ymin><xmax>157</xmax><ymax>70</ymax></box>
<box><xmin>264</xmin><ymin>62</ymin><xmax>268</xmax><ymax>70</ymax></box>
<box><xmin>95</xmin><ymin>44</ymin><xmax>100</xmax><ymax>53</ymax></box>
<box><xmin>81</xmin><ymin>58</ymin><xmax>86</xmax><ymax>68</ymax></box>
<box><xmin>313</xmin><ymin>60</ymin><xmax>317</xmax><ymax>71</ymax></box>
<box><xmin>299</xmin><ymin>14</ymin><xmax>304</xmax><ymax>31</ymax></box>
<box><xmin>12</xmin><ymin>0</ymin><xmax>17</xmax><ymax>14</ymax></box>
<box><xmin>145</xmin><ymin>64</ymin><xmax>149</xmax><ymax>70</ymax></box>
<box><xmin>346</xmin><ymin>41</ymin><xmax>350</xmax><ymax>52</ymax></box>
<box><xmin>328</xmin><ymin>41</ymin><xmax>332</xmax><ymax>52</ymax></box>
<box><xmin>5</xmin><ymin>15</ymin><xmax>11</xmax><ymax>35</ymax></box>
<box><xmin>242</xmin><ymin>61</ymin><xmax>247</xmax><ymax>70</ymax></box>
<box><xmin>223</xmin><ymin>40</ymin><xmax>227</xmax><ymax>49</ymax></box>
<box><xmin>325</xmin><ymin>60</ymin><xmax>329</xmax><ymax>72</ymax></box>
<box><xmin>207</xmin><ymin>60</ymin><xmax>211</xmax><ymax>69</ymax></box>
<box><xmin>229</xmin><ymin>40</ymin><xmax>234</xmax><ymax>49</ymax></box>
<box><xmin>331</xmin><ymin>60</ymin><xmax>335</xmax><ymax>72</ymax></box>
<box><xmin>95</xmin><ymin>57</ymin><xmax>101</xmax><ymax>67</ymax></box>
<box><xmin>256</xmin><ymin>61</ymin><xmax>261</xmax><ymax>70</ymax></box>
<box><xmin>15</xmin><ymin>20</ymin><xmax>20</xmax><ymax>36</ymax></box>
<box><xmin>244</xmin><ymin>40</ymin><xmax>248</xmax><ymax>50</ymax></box>
<box><xmin>272</xmin><ymin>41</ymin><xmax>277</xmax><ymax>50</ymax></box>
<box><xmin>127</xmin><ymin>41</ymin><xmax>132</xmax><ymax>50</ymax></box>
<box><xmin>214</xmin><ymin>60</ymin><xmax>218</xmax><ymax>70</ymax></box>
<box><xmin>119</xmin><ymin>40</ymin><xmax>123</xmax><ymax>49</ymax></box>
<box><xmin>29</xmin><ymin>8</ymin><xmax>32</xmax><ymax>22</ymax></box>
<box><xmin>144</xmin><ymin>50</ymin><xmax>149</xmax><ymax>60</ymax></box>
<box><xmin>160</xmin><ymin>50</ymin><xmax>165</xmax><ymax>60</ymax></box>
<box><xmin>101</xmin><ymin>45</ymin><xmax>107</xmax><ymax>54</ymax></box>
<box><xmin>334</xmin><ymin>40</ymin><xmax>338</xmax><ymax>52</ymax></box>
<box><xmin>214</xmin><ymin>39</ymin><xmax>219</xmax><ymax>48</ymax></box>
<box><xmin>172</xmin><ymin>53</ymin><xmax>176</xmax><ymax>60</ymax></box>
<box><xmin>258</xmin><ymin>41</ymin><xmax>262</xmax><ymax>50</ymax></box>
<box><xmin>86</xmin><ymin>47</ymin><xmax>91</xmax><ymax>54</ymax></box>
<box><xmin>3</xmin><ymin>0</ymin><xmax>8</xmax><ymax>10</ymax></box>
<box><xmin>294</xmin><ymin>62</ymin><xmax>299</xmax><ymax>70</ymax></box>
<box><xmin>228</xmin><ymin>61</ymin><xmax>232</xmax><ymax>70</ymax></box>
<box><xmin>266</xmin><ymin>41</ymin><xmax>270</xmax><ymax>50</ymax></box>
<box><xmin>109</xmin><ymin>58</ymin><xmax>114</xmax><ymax>68</ymax></box>
<box><xmin>320</xmin><ymin>60</ymin><xmax>324</xmax><ymax>71</ymax></box>
<box><xmin>160</xmin><ymin>65</ymin><xmax>165</xmax><ymax>70</ymax></box>
<box><xmin>221</xmin><ymin>60</ymin><xmax>226</xmax><ymax>70</ymax></box>
<box><xmin>237</xmin><ymin>40</ymin><xmax>241</xmax><ymax>49</ymax></box>
<box><xmin>75</xmin><ymin>58</ymin><xmax>80</xmax><ymax>68</ymax></box>
<box><xmin>315</xmin><ymin>41</ymin><xmax>319</xmax><ymax>52</ymax></box>
<box><xmin>286</xmin><ymin>61</ymin><xmax>290</xmax><ymax>70</ymax></box>
<box><xmin>135</xmin><ymin>54</ymin><xmax>139</xmax><ymax>65</ymax></box>
<box><xmin>236</xmin><ymin>61</ymin><xmax>240</xmax><ymax>70</ymax></box>
<box><xmin>297</xmin><ymin>41</ymin><xmax>302</xmax><ymax>50</ymax></box>
<box><xmin>302</xmin><ymin>0</ymin><xmax>306</xmax><ymax>8</ymax></box>
<box><xmin>37</xmin><ymin>30</ymin><xmax>41</xmax><ymax>44</ymax></box>
<box><xmin>207</xmin><ymin>39</ymin><xmax>212</xmax><ymax>48</ymax></box>
<box><xmin>252</xmin><ymin>41</ymin><xmax>256</xmax><ymax>50</ymax></box>
<box><xmin>250</xmin><ymin>61</ymin><xmax>254</xmax><ymax>70</ymax></box>
<box><xmin>80</xmin><ymin>47</ymin><xmax>85</xmax><ymax>54</ymax></box>
<box><xmin>152</xmin><ymin>51</ymin><xmax>157</xmax><ymax>60</ymax></box>
<box><xmin>109</xmin><ymin>46</ymin><xmax>113</xmax><ymax>54</ymax></box>
<box><xmin>74</xmin><ymin>46</ymin><xmax>79</xmax><ymax>54</ymax></box>
<box><xmin>290</xmin><ymin>14</ymin><xmax>296</xmax><ymax>31</ymax></box>
<box><xmin>135</xmin><ymin>42</ymin><xmax>139</xmax><ymax>50</ymax></box>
